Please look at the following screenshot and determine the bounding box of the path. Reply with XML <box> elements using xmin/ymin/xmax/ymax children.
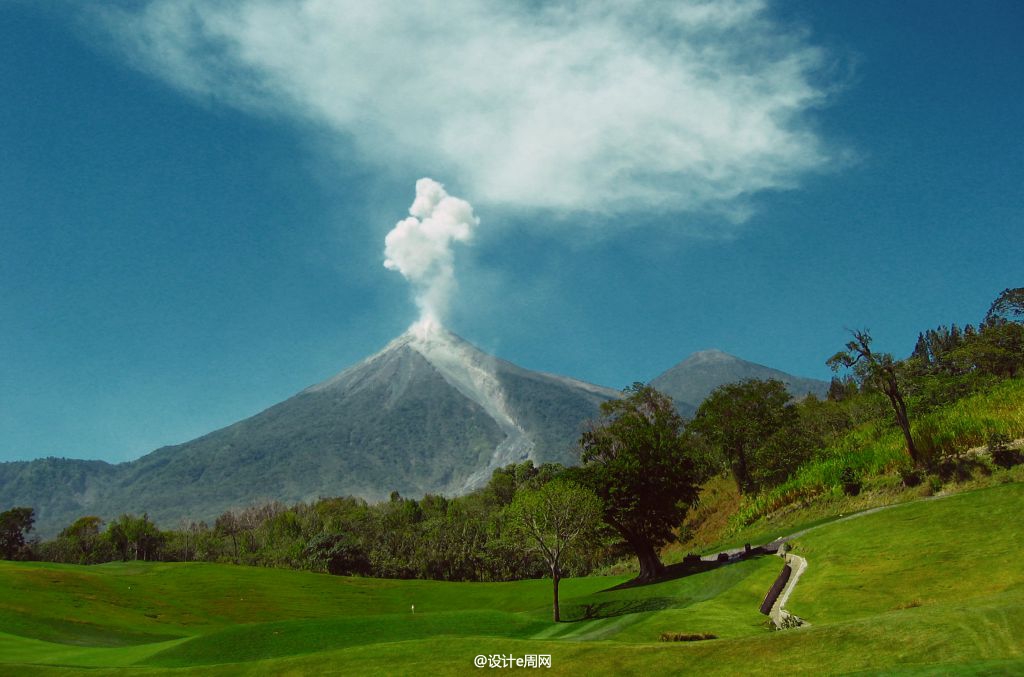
<box><xmin>747</xmin><ymin>492</ymin><xmax>955</xmax><ymax>628</ymax></box>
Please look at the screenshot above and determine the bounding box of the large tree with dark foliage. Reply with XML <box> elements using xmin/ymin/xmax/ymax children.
<box><xmin>828</xmin><ymin>329</ymin><xmax>920</xmax><ymax>466</ymax></box>
<box><xmin>579</xmin><ymin>383</ymin><xmax>699</xmax><ymax>582</ymax></box>
<box><xmin>0</xmin><ymin>507</ymin><xmax>35</xmax><ymax>560</ymax></box>
<box><xmin>690</xmin><ymin>378</ymin><xmax>803</xmax><ymax>494</ymax></box>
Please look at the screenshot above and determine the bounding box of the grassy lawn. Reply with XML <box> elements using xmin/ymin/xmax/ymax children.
<box><xmin>2</xmin><ymin>482</ymin><xmax>1022</xmax><ymax>675</ymax></box>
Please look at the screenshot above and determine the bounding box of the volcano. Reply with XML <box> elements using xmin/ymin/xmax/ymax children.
<box><xmin>0</xmin><ymin>325</ymin><xmax>619</xmax><ymax>535</ymax></box>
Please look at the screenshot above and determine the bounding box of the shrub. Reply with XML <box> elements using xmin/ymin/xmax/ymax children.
<box><xmin>988</xmin><ymin>431</ymin><xmax>1011</xmax><ymax>452</ymax></box>
<box><xmin>900</xmin><ymin>467</ymin><xmax>923</xmax><ymax>487</ymax></box>
<box><xmin>894</xmin><ymin>599</ymin><xmax>923</xmax><ymax>610</ymax></box>
<box><xmin>775</xmin><ymin>612</ymin><xmax>804</xmax><ymax>629</ymax></box>
<box><xmin>840</xmin><ymin>466</ymin><xmax>861</xmax><ymax>496</ymax></box>
<box><xmin>660</xmin><ymin>632</ymin><xmax>717</xmax><ymax>642</ymax></box>
<box><xmin>932</xmin><ymin>449</ymin><xmax>986</xmax><ymax>482</ymax></box>
<box><xmin>992</xmin><ymin>447</ymin><xmax>1023</xmax><ymax>469</ymax></box>
<box><xmin>988</xmin><ymin>432</ymin><xmax>1023</xmax><ymax>469</ymax></box>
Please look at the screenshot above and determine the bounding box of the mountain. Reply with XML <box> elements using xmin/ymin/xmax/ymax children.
<box><xmin>650</xmin><ymin>349</ymin><xmax>829</xmax><ymax>416</ymax></box>
<box><xmin>0</xmin><ymin>326</ymin><xmax>619</xmax><ymax>536</ymax></box>
<box><xmin>0</xmin><ymin>337</ymin><xmax>829</xmax><ymax>538</ymax></box>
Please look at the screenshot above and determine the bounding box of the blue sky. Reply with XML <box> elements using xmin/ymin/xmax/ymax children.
<box><xmin>1</xmin><ymin>1</ymin><xmax>1021</xmax><ymax>463</ymax></box>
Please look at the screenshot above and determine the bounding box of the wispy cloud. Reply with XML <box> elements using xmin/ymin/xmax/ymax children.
<box><xmin>96</xmin><ymin>0</ymin><xmax>837</xmax><ymax>222</ymax></box>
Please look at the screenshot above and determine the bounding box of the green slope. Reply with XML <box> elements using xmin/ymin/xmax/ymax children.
<box><xmin>1</xmin><ymin>482</ymin><xmax>1022</xmax><ymax>675</ymax></box>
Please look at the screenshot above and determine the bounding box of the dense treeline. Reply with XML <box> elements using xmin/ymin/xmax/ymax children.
<box><xmin>691</xmin><ymin>287</ymin><xmax>1024</xmax><ymax>495</ymax></box>
<box><xmin>4</xmin><ymin>289</ymin><xmax>1022</xmax><ymax>579</ymax></box>
<box><xmin>18</xmin><ymin>462</ymin><xmax>621</xmax><ymax>581</ymax></box>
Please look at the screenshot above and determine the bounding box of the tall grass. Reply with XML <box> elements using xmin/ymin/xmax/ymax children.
<box><xmin>731</xmin><ymin>378</ymin><xmax>1024</xmax><ymax>527</ymax></box>
<box><xmin>912</xmin><ymin>379</ymin><xmax>1024</xmax><ymax>459</ymax></box>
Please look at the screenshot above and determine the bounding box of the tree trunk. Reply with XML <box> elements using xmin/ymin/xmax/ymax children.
<box><xmin>633</xmin><ymin>538</ymin><xmax>664</xmax><ymax>581</ymax></box>
<box><xmin>886</xmin><ymin>384</ymin><xmax>919</xmax><ymax>465</ymax></box>
<box><xmin>609</xmin><ymin>521</ymin><xmax>666</xmax><ymax>582</ymax></box>
<box><xmin>552</xmin><ymin>567</ymin><xmax>561</xmax><ymax>623</ymax></box>
<box><xmin>733</xmin><ymin>444</ymin><xmax>752</xmax><ymax>494</ymax></box>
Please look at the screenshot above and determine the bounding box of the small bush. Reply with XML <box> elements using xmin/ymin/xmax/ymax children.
<box><xmin>988</xmin><ymin>432</ymin><xmax>1011</xmax><ymax>452</ymax></box>
<box><xmin>775</xmin><ymin>612</ymin><xmax>804</xmax><ymax>629</ymax></box>
<box><xmin>927</xmin><ymin>475</ymin><xmax>944</xmax><ymax>494</ymax></box>
<box><xmin>932</xmin><ymin>450</ymin><xmax>985</xmax><ymax>482</ymax></box>
<box><xmin>900</xmin><ymin>468</ymin><xmax>923</xmax><ymax>487</ymax></box>
<box><xmin>992</xmin><ymin>447</ymin><xmax>1023</xmax><ymax>469</ymax></box>
<box><xmin>988</xmin><ymin>432</ymin><xmax>1023</xmax><ymax>469</ymax></box>
<box><xmin>840</xmin><ymin>466</ymin><xmax>861</xmax><ymax>496</ymax></box>
<box><xmin>894</xmin><ymin>599</ymin><xmax>923</xmax><ymax>610</ymax></box>
<box><xmin>660</xmin><ymin>632</ymin><xmax>717</xmax><ymax>642</ymax></box>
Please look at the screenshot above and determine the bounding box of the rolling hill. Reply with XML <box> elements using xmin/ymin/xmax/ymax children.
<box><xmin>1</xmin><ymin>482</ymin><xmax>1020</xmax><ymax>674</ymax></box>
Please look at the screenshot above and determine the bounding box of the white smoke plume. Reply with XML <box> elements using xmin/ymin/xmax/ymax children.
<box><xmin>384</xmin><ymin>179</ymin><xmax>479</xmax><ymax>330</ymax></box>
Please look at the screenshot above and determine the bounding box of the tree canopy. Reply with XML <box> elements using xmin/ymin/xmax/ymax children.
<box><xmin>579</xmin><ymin>383</ymin><xmax>699</xmax><ymax>581</ymax></box>
<box><xmin>0</xmin><ymin>507</ymin><xmax>35</xmax><ymax>560</ymax></box>
<box><xmin>985</xmin><ymin>287</ymin><xmax>1024</xmax><ymax>324</ymax></box>
<box><xmin>506</xmin><ymin>479</ymin><xmax>602</xmax><ymax>622</ymax></box>
<box><xmin>689</xmin><ymin>378</ymin><xmax>805</xmax><ymax>494</ymax></box>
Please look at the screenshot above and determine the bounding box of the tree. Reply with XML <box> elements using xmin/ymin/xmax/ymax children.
<box><xmin>0</xmin><ymin>507</ymin><xmax>34</xmax><ymax>560</ymax></box>
<box><xmin>689</xmin><ymin>379</ymin><xmax>799</xmax><ymax>494</ymax></box>
<box><xmin>827</xmin><ymin>376</ymin><xmax>858</xmax><ymax>402</ymax></box>
<box><xmin>985</xmin><ymin>287</ymin><xmax>1024</xmax><ymax>324</ymax></box>
<box><xmin>59</xmin><ymin>516</ymin><xmax>104</xmax><ymax>564</ymax></box>
<box><xmin>828</xmin><ymin>329</ymin><xmax>920</xmax><ymax>466</ymax></box>
<box><xmin>304</xmin><ymin>532</ymin><xmax>371</xmax><ymax>576</ymax></box>
<box><xmin>215</xmin><ymin>511</ymin><xmax>241</xmax><ymax>561</ymax></box>
<box><xmin>964</xmin><ymin>323</ymin><xmax>1024</xmax><ymax>378</ymax></box>
<box><xmin>579</xmin><ymin>383</ymin><xmax>700</xmax><ymax>582</ymax></box>
<box><xmin>506</xmin><ymin>480</ymin><xmax>602</xmax><ymax>622</ymax></box>
<box><xmin>107</xmin><ymin>513</ymin><xmax>162</xmax><ymax>561</ymax></box>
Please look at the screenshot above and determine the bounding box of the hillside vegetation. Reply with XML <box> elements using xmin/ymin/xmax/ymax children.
<box><xmin>660</xmin><ymin>379</ymin><xmax>1023</xmax><ymax>562</ymax></box>
<box><xmin>1</xmin><ymin>482</ymin><xmax>1022</xmax><ymax>675</ymax></box>
<box><xmin>732</xmin><ymin>377</ymin><xmax>1024</xmax><ymax>530</ymax></box>
<box><xmin>9</xmin><ymin>290</ymin><xmax>1024</xmax><ymax>590</ymax></box>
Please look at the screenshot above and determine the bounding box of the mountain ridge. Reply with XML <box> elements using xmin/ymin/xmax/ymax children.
<box><xmin>0</xmin><ymin>326</ymin><xmax>619</xmax><ymax>536</ymax></box>
<box><xmin>1</xmin><ymin>333</ymin><xmax>827</xmax><ymax>537</ymax></box>
<box><xmin>650</xmin><ymin>348</ymin><xmax>829</xmax><ymax>415</ymax></box>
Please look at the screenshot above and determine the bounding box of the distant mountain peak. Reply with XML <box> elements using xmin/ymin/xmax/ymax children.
<box><xmin>651</xmin><ymin>348</ymin><xmax>829</xmax><ymax>414</ymax></box>
<box><xmin>682</xmin><ymin>348</ymin><xmax>735</xmax><ymax>363</ymax></box>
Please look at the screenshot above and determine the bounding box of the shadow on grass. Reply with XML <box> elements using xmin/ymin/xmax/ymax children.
<box><xmin>605</xmin><ymin>546</ymin><xmax>779</xmax><ymax>593</ymax></box>
<box><xmin>559</xmin><ymin>596</ymin><xmax>677</xmax><ymax>622</ymax></box>
<box><xmin>557</xmin><ymin>550</ymin><xmax>780</xmax><ymax>623</ymax></box>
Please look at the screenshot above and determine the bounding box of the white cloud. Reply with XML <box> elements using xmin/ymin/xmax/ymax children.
<box><xmin>97</xmin><ymin>0</ymin><xmax>836</xmax><ymax>220</ymax></box>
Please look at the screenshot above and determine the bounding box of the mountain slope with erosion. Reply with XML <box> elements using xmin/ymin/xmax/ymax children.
<box><xmin>1</xmin><ymin>326</ymin><xmax>618</xmax><ymax>535</ymax></box>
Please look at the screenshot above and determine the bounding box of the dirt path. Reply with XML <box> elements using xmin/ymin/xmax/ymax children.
<box><xmin>770</xmin><ymin>490</ymin><xmax>954</xmax><ymax>547</ymax></box>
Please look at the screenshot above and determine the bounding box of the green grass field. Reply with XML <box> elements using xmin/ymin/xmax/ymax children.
<box><xmin>3</xmin><ymin>482</ymin><xmax>1023</xmax><ymax>675</ymax></box>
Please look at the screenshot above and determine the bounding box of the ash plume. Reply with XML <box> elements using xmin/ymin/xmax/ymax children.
<box><xmin>384</xmin><ymin>178</ymin><xmax>479</xmax><ymax>330</ymax></box>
